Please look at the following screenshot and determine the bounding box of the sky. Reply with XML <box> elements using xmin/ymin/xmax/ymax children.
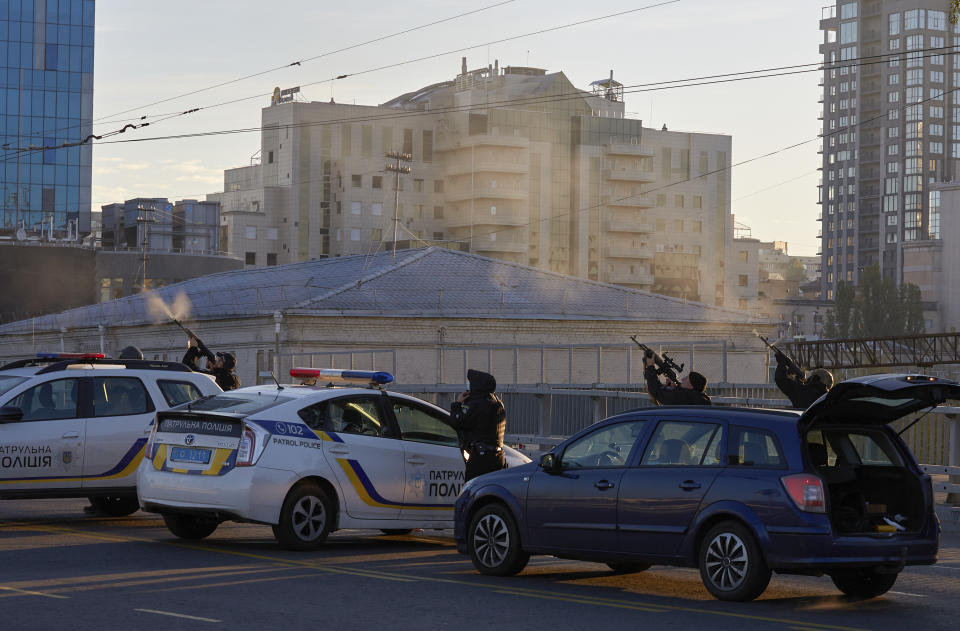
<box><xmin>91</xmin><ymin>0</ymin><xmax>827</xmax><ymax>256</ymax></box>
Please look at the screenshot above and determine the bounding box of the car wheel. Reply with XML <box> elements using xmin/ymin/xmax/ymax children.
<box><xmin>275</xmin><ymin>483</ymin><xmax>333</xmax><ymax>550</ymax></box>
<box><xmin>606</xmin><ymin>562</ymin><xmax>652</xmax><ymax>574</ymax></box>
<box><xmin>699</xmin><ymin>521</ymin><xmax>771</xmax><ymax>601</ymax></box>
<box><xmin>163</xmin><ymin>513</ymin><xmax>219</xmax><ymax>540</ymax></box>
<box><xmin>468</xmin><ymin>503</ymin><xmax>529</xmax><ymax>576</ymax></box>
<box><xmin>830</xmin><ymin>568</ymin><xmax>898</xmax><ymax>599</ymax></box>
<box><xmin>381</xmin><ymin>529</ymin><xmax>413</xmax><ymax>536</ymax></box>
<box><xmin>88</xmin><ymin>496</ymin><xmax>139</xmax><ymax>517</ymax></box>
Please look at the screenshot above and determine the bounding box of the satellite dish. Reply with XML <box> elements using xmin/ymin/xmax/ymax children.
<box><xmin>15</xmin><ymin>227</ymin><xmax>26</xmax><ymax>241</ymax></box>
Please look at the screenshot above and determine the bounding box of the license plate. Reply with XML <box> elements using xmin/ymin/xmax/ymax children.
<box><xmin>169</xmin><ymin>447</ymin><xmax>212</xmax><ymax>465</ymax></box>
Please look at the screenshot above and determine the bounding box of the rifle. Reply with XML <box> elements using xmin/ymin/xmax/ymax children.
<box><xmin>630</xmin><ymin>336</ymin><xmax>684</xmax><ymax>387</ymax></box>
<box><xmin>754</xmin><ymin>330</ymin><xmax>804</xmax><ymax>379</ymax></box>
<box><xmin>171</xmin><ymin>318</ymin><xmax>217</xmax><ymax>365</ymax></box>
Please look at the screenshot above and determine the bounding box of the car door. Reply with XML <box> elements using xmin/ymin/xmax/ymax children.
<box><xmin>526</xmin><ymin>420</ymin><xmax>647</xmax><ymax>552</ymax></box>
<box><xmin>82</xmin><ymin>376</ymin><xmax>155</xmax><ymax>489</ymax></box>
<box><xmin>0</xmin><ymin>377</ymin><xmax>84</xmax><ymax>489</ymax></box>
<box><xmin>321</xmin><ymin>395</ymin><xmax>406</xmax><ymax>520</ymax></box>
<box><xmin>387</xmin><ymin>396</ymin><xmax>465</xmax><ymax>521</ymax></box>
<box><xmin>618</xmin><ymin>420</ymin><xmax>724</xmax><ymax>558</ymax></box>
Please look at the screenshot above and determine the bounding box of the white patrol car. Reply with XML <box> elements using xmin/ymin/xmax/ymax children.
<box><xmin>137</xmin><ymin>368</ymin><xmax>530</xmax><ymax>549</ymax></box>
<box><xmin>0</xmin><ymin>353</ymin><xmax>221</xmax><ymax>515</ymax></box>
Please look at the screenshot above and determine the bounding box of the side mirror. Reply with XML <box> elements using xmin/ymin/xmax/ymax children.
<box><xmin>0</xmin><ymin>406</ymin><xmax>23</xmax><ymax>423</ymax></box>
<box><xmin>539</xmin><ymin>452</ymin><xmax>560</xmax><ymax>474</ymax></box>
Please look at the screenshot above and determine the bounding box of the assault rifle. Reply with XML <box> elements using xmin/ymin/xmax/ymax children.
<box><xmin>630</xmin><ymin>336</ymin><xmax>684</xmax><ymax>387</ymax></box>
<box><xmin>171</xmin><ymin>318</ymin><xmax>217</xmax><ymax>364</ymax></box>
<box><xmin>754</xmin><ymin>330</ymin><xmax>804</xmax><ymax>379</ymax></box>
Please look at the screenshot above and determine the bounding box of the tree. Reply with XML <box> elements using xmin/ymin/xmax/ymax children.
<box><xmin>820</xmin><ymin>266</ymin><xmax>926</xmax><ymax>338</ymax></box>
<box><xmin>953</xmin><ymin>1</ymin><xmax>960</xmax><ymax>25</ymax></box>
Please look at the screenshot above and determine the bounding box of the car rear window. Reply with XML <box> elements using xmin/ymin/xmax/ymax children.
<box><xmin>0</xmin><ymin>376</ymin><xmax>27</xmax><ymax>398</ymax></box>
<box><xmin>847</xmin><ymin>432</ymin><xmax>896</xmax><ymax>466</ymax></box>
<box><xmin>185</xmin><ymin>393</ymin><xmax>293</xmax><ymax>416</ymax></box>
<box><xmin>158</xmin><ymin>380</ymin><xmax>205</xmax><ymax>407</ymax></box>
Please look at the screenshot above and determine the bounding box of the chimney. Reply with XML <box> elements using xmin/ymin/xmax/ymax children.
<box><xmin>461</xmin><ymin>57</ymin><xmax>467</xmax><ymax>75</ymax></box>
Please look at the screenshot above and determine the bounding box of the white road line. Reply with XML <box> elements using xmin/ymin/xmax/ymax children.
<box><xmin>134</xmin><ymin>609</ymin><xmax>221</xmax><ymax>623</ymax></box>
<box><xmin>933</xmin><ymin>564</ymin><xmax>960</xmax><ymax>570</ymax></box>
<box><xmin>0</xmin><ymin>586</ymin><xmax>69</xmax><ymax>599</ymax></box>
<box><xmin>888</xmin><ymin>591</ymin><xmax>928</xmax><ymax>598</ymax></box>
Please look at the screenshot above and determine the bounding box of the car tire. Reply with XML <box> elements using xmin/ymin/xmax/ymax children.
<box><xmin>381</xmin><ymin>529</ymin><xmax>413</xmax><ymax>536</ymax></box>
<box><xmin>468</xmin><ymin>503</ymin><xmax>529</xmax><ymax>576</ymax></box>
<box><xmin>830</xmin><ymin>568</ymin><xmax>898</xmax><ymax>599</ymax></box>
<box><xmin>698</xmin><ymin>521</ymin><xmax>771</xmax><ymax>602</ymax></box>
<box><xmin>87</xmin><ymin>496</ymin><xmax>139</xmax><ymax>517</ymax></box>
<box><xmin>606</xmin><ymin>562</ymin><xmax>652</xmax><ymax>574</ymax></box>
<box><xmin>163</xmin><ymin>513</ymin><xmax>219</xmax><ymax>540</ymax></box>
<box><xmin>274</xmin><ymin>483</ymin><xmax>334</xmax><ymax>550</ymax></box>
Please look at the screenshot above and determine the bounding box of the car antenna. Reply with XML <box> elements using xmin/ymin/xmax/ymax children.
<box><xmin>269</xmin><ymin>371</ymin><xmax>284</xmax><ymax>391</ymax></box>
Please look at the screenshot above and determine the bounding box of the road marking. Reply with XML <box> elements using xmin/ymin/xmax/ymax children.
<box><xmin>494</xmin><ymin>588</ymin><xmax>666</xmax><ymax>613</ymax></box>
<box><xmin>33</xmin><ymin>523</ymin><xmax>870</xmax><ymax>631</ymax></box>
<box><xmin>933</xmin><ymin>564</ymin><xmax>960</xmax><ymax>570</ymax></box>
<box><xmin>135</xmin><ymin>609</ymin><xmax>221</xmax><ymax>623</ymax></box>
<box><xmin>0</xmin><ymin>586</ymin><xmax>69</xmax><ymax>599</ymax></box>
<box><xmin>888</xmin><ymin>591</ymin><xmax>927</xmax><ymax>598</ymax></box>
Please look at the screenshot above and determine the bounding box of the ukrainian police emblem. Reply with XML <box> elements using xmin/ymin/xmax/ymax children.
<box><xmin>62</xmin><ymin>451</ymin><xmax>72</xmax><ymax>464</ymax></box>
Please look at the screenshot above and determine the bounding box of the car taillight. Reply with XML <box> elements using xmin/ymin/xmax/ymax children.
<box><xmin>781</xmin><ymin>474</ymin><xmax>826</xmax><ymax>513</ymax></box>
<box><xmin>236</xmin><ymin>423</ymin><xmax>270</xmax><ymax>467</ymax></box>
<box><xmin>145</xmin><ymin>423</ymin><xmax>158</xmax><ymax>460</ymax></box>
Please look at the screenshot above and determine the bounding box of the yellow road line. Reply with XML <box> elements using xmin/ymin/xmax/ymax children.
<box><xmin>0</xmin><ymin>586</ymin><xmax>69</xmax><ymax>599</ymax></box>
<box><xmin>494</xmin><ymin>588</ymin><xmax>666</xmax><ymax>612</ymax></box>
<box><xmin>135</xmin><ymin>608</ymin><xmax>220</xmax><ymax>623</ymax></box>
<box><xmin>143</xmin><ymin>572</ymin><xmax>320</xmax><ymax>593</ymax></box>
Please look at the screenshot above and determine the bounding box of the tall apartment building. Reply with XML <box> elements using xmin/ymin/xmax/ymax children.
<box><xmin>210</xmin><ymin>60</ymin><xmax>732</xmax><ymax>304</ymax></box>
<box><xmin>0</xmin><ymin>0</ymin><xmax>94</xmax><ymax>240</ymax></box>
<box><xmin>819</xmin><ymin>1</ymin><xmax>952</xmax><ymax>326</ymax></box>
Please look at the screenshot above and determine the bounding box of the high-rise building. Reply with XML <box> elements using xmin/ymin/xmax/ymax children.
<box><xmin>819</xmin><ymin>1</ymin><xmax>951</xmax><ymax>319</ymax></box>
<box><xmin>0</xmin><ymin>0</ymin><xmax>94</xmax><ymax>240</ymax></box>
<box><xmin>210</xmin><ymin>60</ymin><xmax>732</xmax><ymax>304</ymax></box>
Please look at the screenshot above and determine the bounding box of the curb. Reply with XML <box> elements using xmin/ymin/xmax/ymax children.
<box><xmin>936</xmin><ymin>504</ymin><xmax>960</xmax><ymax>534</ymax></box>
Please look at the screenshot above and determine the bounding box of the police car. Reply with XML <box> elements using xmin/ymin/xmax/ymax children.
<box><xmin>0</xmin><ymin>353</ymin><xmax>221</xmax><ymax>515</ymax></box>
<box><xmin>137</xmin><ymin>368</ymin><xmax>530</xmax><ymax>549</ymax></box>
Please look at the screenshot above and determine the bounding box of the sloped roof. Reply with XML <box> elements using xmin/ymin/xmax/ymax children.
<box><xmin>0</xmin><ymin>247</ymin><xmax>763</xmax><ymax>334</ymax></box>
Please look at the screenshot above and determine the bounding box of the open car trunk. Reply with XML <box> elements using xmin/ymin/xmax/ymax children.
<box><xmin>805</xmin><ymin>427</ymin><xmax>926</xmax><ymax>535</ymax></box>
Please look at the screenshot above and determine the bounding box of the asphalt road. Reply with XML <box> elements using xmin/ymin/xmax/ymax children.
<box><xmin>1</xmin><ymin>499</ymin><xmax>958</xmax><ymax>631</ymax></box>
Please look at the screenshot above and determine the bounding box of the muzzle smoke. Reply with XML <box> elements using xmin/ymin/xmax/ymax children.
<box><xmin>145</xmin><ymin>291</ymin><xmax>192</xmax><ymax>324</ymax></box>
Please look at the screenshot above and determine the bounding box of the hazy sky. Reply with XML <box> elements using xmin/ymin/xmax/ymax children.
<box><xmin>92</xmin><ymin>0</ymin><xmax>826</xmax><ymax>255</ymax></box>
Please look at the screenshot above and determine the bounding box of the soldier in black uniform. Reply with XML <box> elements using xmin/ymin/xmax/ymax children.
<box><xmin>643</xmin><ymin>354</ymin><xmax>711</xmax><ymax>405</ymax></box>
<box><xmin>449</xmin><ymin>369</ymin><xmax>507</xmax><ymax>481</ymax></box>
<box><xmin>182</xmin><ymin>336</ymin><xmax>241</xmax><ymax>391</ymax></box>
<box><xmin>775</xmin><ymin>356</ymin><xmax>833</xmax><ymax>409</ymax></box>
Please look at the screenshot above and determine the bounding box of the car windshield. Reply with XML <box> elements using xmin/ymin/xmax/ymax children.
<box><xmin>182</xmin><ymin>393</ymin><xmax>293</xmax><ymax>416</ymax></box>
<box><xmin>0</xmin><ymin>376</ymin><xmax>28</xmax><ymax>398</ymax></box>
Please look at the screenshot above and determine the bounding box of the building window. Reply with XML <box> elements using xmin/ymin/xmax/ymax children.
<box><xmin>350</xmin><ymin>201</ymin><xmax>362</xmax><ymax>214</ymax></box>
<box><xmin>434</xmin><ymin>180</ymin><xmax>444</xmax><ymax>193</ymax></box>
<box><xmin>371</xmin><ymin>203</ymin><xmax>382</xmax><ymax>216</ymax></box>
<box><xmin>352</xmin><ymin>175</ymin><xmax>362</xmax><ymax>187</ymax></box>
<box><xmin>433</xmin><ymin>206</ymin><xmax>444</xmax><ymax>219</ymax></box>
<box><xmin>414</xmin><ymin>179</ymin><xmax>424</xmax><ymax>193</ymax></box>
<box><xmin>245</xmin><ymin>252</ymin><xmax>256</xmax><ymax>265</ymax></box>
<box><xmin>371</xmin><ymin>228</ymin><xmax>383</xmax><ymax>241</ymax></box>
<box><xmin>739</xmin><ymin>251</ymin><xmax>748</xmax><ymax>263</ymax></box>
<box><xmin>372</xmin><ymin>176</ymin><xmax>382</xmax><ymax>189</ymax></box>
<box><xmin>433</xmin><ymin>232</ymin><xmax>444</xmax><ymax>240</ymax></box>
<box><xmin>350</xmin><ymin>228</ymin><xmax>361</xmax><ymax>241</ymax></box>
<box><xmin>674</xmin><ymin>194</ymin><xmax>684</xmax><ymax>207</ymax></box>
<box><xmin>889</xmin><ymin>12</ymin><xmax>900</xmax><ymax>36</ymax></box>
<box><xmin>693</xmin><ymin>196</ymin><xmax>702</xmax><ymax>208</ymax></box>
<box><xmin>268</xmin><ymin>151</ymin><xmax>274</xmax><ymax>164</ymax></box>
<box><xmin>738</xmin><ymin>275</ymin><xmax>748</xmax><ymax>287</ymax></box>
<box><xmin>245</xmin><ymin>226</ymin><xmax>257</xmax><ymax>240</ymax></box>
<box><xmin>266</xmin><ymin>253</ymin><xmax>277</xmax><ymax>266</ymax></box>
<box><xmin>267</xmin><ymin>228</ymin><xmax>278</xmax><ymax>240</ymax></box>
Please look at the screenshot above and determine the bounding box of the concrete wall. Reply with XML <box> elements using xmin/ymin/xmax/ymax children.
<box><xmin>0</xmin><ymin>244</ymin><xmax>95</xmax><ymax>323</ymax></box>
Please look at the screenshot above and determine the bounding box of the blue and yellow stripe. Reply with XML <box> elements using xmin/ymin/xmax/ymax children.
<box><xmin>0</xmin><ymin>439</ymin><xmax>147</xmax><ymax>484</ymax></box>
<box><xmin>337</xmin><ymin>458</ymin><xmax>455</xmax><ymax>511</ymax></box>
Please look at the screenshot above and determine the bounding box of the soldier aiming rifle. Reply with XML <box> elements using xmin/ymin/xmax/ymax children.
<box><xmin>630</xmin><ymin>336</ymin><xmax>710</xmax><ymax>406</ymax></box>
<box><xmin>175</xmin><ymin>320</ymin><xmax>240</xmax><ymax>391</ymax></box>
<box><xmin>755</xmin><ymin>330</ymin><xmax>833</xmax><ymax>409</ymax></box>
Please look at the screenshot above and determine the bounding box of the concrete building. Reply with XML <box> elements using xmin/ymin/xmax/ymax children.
<box><xmin>818</xmin><ymin>1</ymin><xmax>954</xmax><ymax>329</ymax></box>
<box><xmin>210</xmin><ymin>60</ymin><xmax>732</xmax><ymax>305</ymax></box>
<box><xmin>101</xmin><ymin>198</ymin><xmax>221</xmax><ymax>254</ymax></box>
<box><xmin>0</xmin><ymin>0</ymin><xmax>94</xmax><ymax>240</ymax></box>
<box><xmin>0</xmin><ymin>247</ymin><xmax>771</xmax><ymax>387</ymax></box>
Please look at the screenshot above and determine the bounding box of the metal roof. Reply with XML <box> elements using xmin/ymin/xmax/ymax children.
<box><xmin>0</xmin><ymin>247</ymin><xmax>765</xmax><ymax>334</ymax></box>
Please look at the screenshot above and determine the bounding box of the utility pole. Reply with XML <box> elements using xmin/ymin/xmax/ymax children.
<box><xmin>136</xmin><ymin>205</ymin><xmax>156</xmax><ymax>292</ymax></box>
<box><xmin>385</xmin><ymin>150</ymin><xmax>412</xmax><ymax>258</ymax></box>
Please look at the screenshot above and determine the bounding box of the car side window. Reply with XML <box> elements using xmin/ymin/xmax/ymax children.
<box><xmin>157</xmin><ymin>380</ymin><xmax>204</xmax><ymax>407</ymax></box>
<box><xmin>560</xmin><ymin>421</ymin><xmax>646</xmax><ymax>469</ymax></box>
<box><xmin>297</xmin><ymin>402</ymin><xmax>329</xmax><ymax>430</ymax></box>
<box><xmin>328</xmin><ymin>398</ymin><xmax>386</xmax><ymax>437</ymax></box>
<box><xmin>391</xmin><ymin>399</ymin><xmax>459</xmax><ymax>447</ymax></box>
<box><xmin>92</xmin><ymin>377</ymin><xmax>152</xmax><ymax>417</ymax></box>
<box><xmin>641</xmin><ymin>421</ymin><xmax>721</xmax><ymax>466</ymax></box>
<box><xmin>8</xmin><ymin>378</ymin><xmax>80</xmax><ymax>421</ymax></box>
<box><xmin>728</xmin><ymin>426</ymin><xmax>785</xmax><ymax>468</ymax></box>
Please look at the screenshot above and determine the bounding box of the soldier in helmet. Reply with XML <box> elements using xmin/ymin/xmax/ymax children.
<box><xmin>182</xmin><ymin>336</ymin><xmax>241</xmax><ymax>391</ymax></box>
<box><xmin>775</xmin><ymin>356</ymin><xmax>834</xmax><ymax>409</ymax></box>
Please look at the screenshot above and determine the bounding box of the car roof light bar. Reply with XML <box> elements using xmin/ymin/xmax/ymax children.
<box><xmin>36</xmin><ymin>352</ymin><xmax>106</xmax><ymax>360</ymax></box>
<box><xmin>289</xmin><ymin>368</ymin><xmax>394</xmax><ymax>387</ymax></box>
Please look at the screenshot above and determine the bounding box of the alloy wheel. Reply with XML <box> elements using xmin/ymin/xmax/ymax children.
<box><xmin>473</xmin><ymin>512</ymin><xmax>510</xmax><ymax>568</ymax></box>
<box><xmin>704</xmin><ymin>531</ymin><xmax>749</xmax><ymax>592</ymax></box>
<box><xmin>292</xmin><ymin>495</ymin><xmax>327</xmax><ymax>541</ymax></box>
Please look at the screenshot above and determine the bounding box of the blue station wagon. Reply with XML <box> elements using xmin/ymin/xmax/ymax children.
<box><xmin>454</xmin><ymin>374</ymin><xmax>959</xmax><ymax>601</ymax></box>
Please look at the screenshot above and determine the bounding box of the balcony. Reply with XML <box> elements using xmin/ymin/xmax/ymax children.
<box><xmin>606</xmin><ymin>143</ymin><xmax>655</xmax><ymax>157</ymax></box>
<box><xmin>445</xmin><ymin>186</ymin><xmax>527</xmax><ymax>203</ymax></box>
<box><xmin>605</xmin><ymin>220</ymin><xmax>653</xmax><ymax>233</ymax></box>
<box><xmin>605</xmin><ymin>270</ymin><xmax>654</xmax><ymax>285</ymax></box>
<box><xmin>605</xmin><ymin>246</ymin><xmax>652</xmax><ymax>259</ymax></box>
<box><xmin>473</xmin><ymin>241</ymin><xmax>527</xmax><ymax>254</ymax></box>
<box><xmin>446</xmin><ymin>213</ymin><xmax>527</xmax><ymax>229</ymax></box>
<box><xmin>444</xmin><ymin>160</ymin><xmax>528</xmax><ymax>176</ymax></box>
<box><xmin>607</xmin><ymin>196</ymin><xmax>654</xmax><ymax>208</ymax></box>
<box><xmin>436</xmin><ymin>134</ymin><xmax>529</xmax><ymax>152</ymax></box>
<box><xmin>603</xmin><ymin>168</ymin><xmax>655</xmax><ymax>183</ymax></box>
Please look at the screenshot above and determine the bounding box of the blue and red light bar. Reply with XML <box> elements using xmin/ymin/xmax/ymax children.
<box><xmin>289</xmin><ymin>368</ymin><xmax>394</xmax><ymax>386</ymax></box>
<box><xmin>36</xmin><ymin>353</ymin><xmax>106</xmax><ymax>360</ymax></box>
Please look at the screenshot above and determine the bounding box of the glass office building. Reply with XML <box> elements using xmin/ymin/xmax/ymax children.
<box><xmin>0</xmin><ymin>0</ymin><xmax>94</xmax><ymax>239</ymax></box>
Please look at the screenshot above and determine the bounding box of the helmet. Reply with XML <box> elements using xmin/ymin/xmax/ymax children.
<box><xmin>118</xmin><ymin>346</ymin><xmax>144</xmax><ymax>360</ymax></box>
<box><xmin>216</xmin><ymin>351</ymin><xmax>236</xmax><ymax>372</ymax></box>
<box><xmin>807</xmin><ymin>368</ymin><xmax>834</xmax><ymax>390</ymax></box>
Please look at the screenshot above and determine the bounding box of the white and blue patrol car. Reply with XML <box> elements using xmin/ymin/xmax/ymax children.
<box><xmin>0</xmin><ymin>353</ymin><xmax>221</xmax><ymax>515</ymax></box>
<box><xmin>137</xmin><ymin>368</ymin><xmax>530</xmax><ymax>549</ymax></box>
